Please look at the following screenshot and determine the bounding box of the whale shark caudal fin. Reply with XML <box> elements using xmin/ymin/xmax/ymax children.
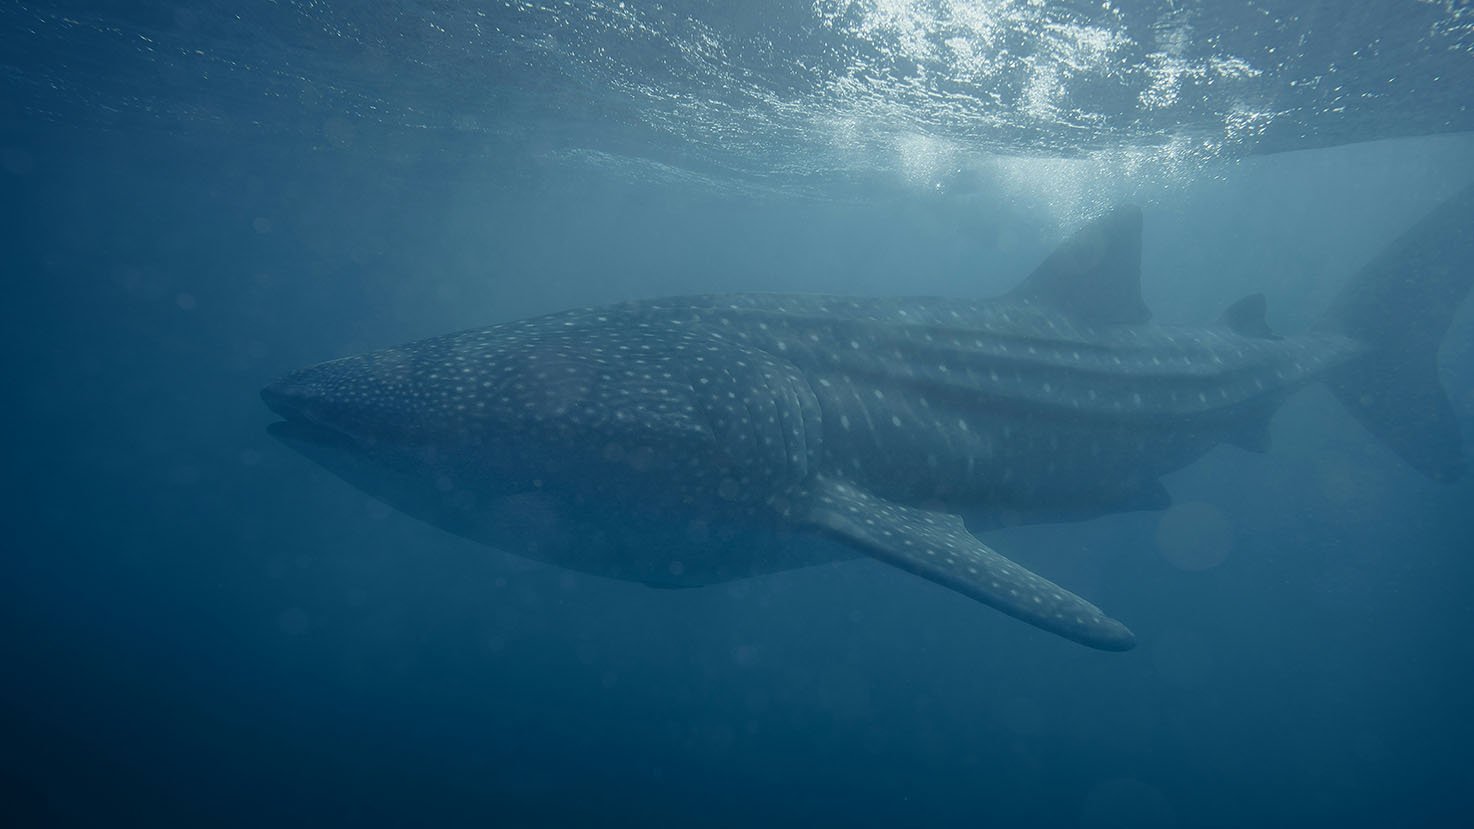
<box><xmin>1009</xmin><ymin>205</ymin><xmax>1150</xmax><ymax>326</ymax></box>
<box><xmin>1319</xmin><ymin>183</ymin><xmax>1474</xmax><ymax>482</ymax></box>
<box><xmin>781</xmin><ymin>477</ymin><xmax>1136</xmax><ymax>651</ymax></box>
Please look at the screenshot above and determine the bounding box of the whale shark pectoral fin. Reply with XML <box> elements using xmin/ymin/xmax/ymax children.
<box><xmin>784</xmin><ymin>477</ymin><xmax>1135</xmax><ymax>651</ymax></box>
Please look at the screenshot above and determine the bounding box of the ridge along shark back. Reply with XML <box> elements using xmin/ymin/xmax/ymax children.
<box><xmin>263</xmin><ymin>184</ymin><xmax>1474</xmax><ymax>651</ymax></box>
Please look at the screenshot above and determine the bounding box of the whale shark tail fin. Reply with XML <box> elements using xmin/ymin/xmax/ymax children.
<box><xmin>1318</xmin><ymin>183</ymin><xmax>1474</xmax><ymax>482</ymax></box>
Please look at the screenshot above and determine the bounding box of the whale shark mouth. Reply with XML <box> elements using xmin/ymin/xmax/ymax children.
<box><xmin>261</xmin><ymin>383</ymin><xmax>361</xmax><ymax>450</ymax></box>
<box><xmin>266</xmin><ymin>417</ymin><xmax>358</xmax><ymax>450</ymax></box>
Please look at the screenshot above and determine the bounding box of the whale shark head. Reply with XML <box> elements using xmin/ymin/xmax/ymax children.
<box><xmin>261</xmin><ymin>319</ymin><xmax>746</xmax><ymax>534</ymax></box>
<box><xmin>260</xmin><ymin>318</ymin><xmax>814</xmax><ymax>585</ymax></box>
<box><xmin>263</xmin><ymin>346</ymin><xmax>469</xmax><ymax>452</ymax></box>
<box><xmin>263</xmin><ymin>327</ymin><xmax>662</xmax><ymax>574</ymax></box>
<box><xmin>261</xmin><ymin>332</ymin><xmax>580</xmax><ymax>516</ymax></box>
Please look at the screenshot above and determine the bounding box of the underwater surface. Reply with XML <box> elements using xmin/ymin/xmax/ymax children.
<box><xmin>3</xmin><ymin>1</ymin><xmax>1474</xmax><ymax>826</ymax></box>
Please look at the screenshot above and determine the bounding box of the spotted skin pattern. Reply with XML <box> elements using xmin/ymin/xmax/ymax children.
<box><xmin>264</xmin><ymin>198</ymin><xmax>1472</xmax><ymax>650</ymax></box>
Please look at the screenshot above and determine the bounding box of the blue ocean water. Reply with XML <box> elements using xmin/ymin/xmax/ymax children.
<box><xmin>3</xmin><ymin>2</ymin><xmax>1473</xmax><ymax>826</ymax></box>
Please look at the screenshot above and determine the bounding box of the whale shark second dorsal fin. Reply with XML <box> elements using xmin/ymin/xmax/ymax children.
<box><xmin>1010</xmin><ymin>205</ymin><xmax>1150</xmax><ymax>326</ymax></box>
<box><xmin>1220</xmin><ymin>293</ymin><xmax>1280</xmax><ymax>340</ymax></box>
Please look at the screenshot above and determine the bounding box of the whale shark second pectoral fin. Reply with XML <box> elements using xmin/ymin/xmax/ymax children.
<box><xmin>781</xmin><ymin>477</ymin><xmax>1136</xmax><ymax>651</ymax></box>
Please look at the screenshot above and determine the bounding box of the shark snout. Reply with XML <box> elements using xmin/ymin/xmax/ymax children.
<box><xmin>261</xmin><ymin>353</ymin><xmax>440</xmax><ymax>450</ymax></box>
<box><xmin>261</xmin><ymin>356</ymin><xmax>369</xmax><ymax>427</ymax></box>
<box><xmin>261</xmin><ymin>371</ymin><xmax>362</xmax><ymax>449</ymax></box>
<box><xmin>260</xmin><ymin>378</ymin><xmax>309</xmax><ymax>421</ymax></box>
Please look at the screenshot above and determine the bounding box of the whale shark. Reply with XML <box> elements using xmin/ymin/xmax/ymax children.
<box><xmin>262</xmin><ymin>185</ymin><xmax>1473</xmax><ymax>650</ymax></box>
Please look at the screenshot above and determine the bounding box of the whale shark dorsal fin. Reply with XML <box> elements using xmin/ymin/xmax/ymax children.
<box><xmin>783</xmin><ymin>476</ymin><xmax>1136</xmax><ymax>651</ymax></box>
<box><xmin>1219</xmin><ymin>293</ymin><xmax>1280</xmax><ymax>340</ymax></box>
<box><xmin>1010</xmin><ymin>205</ymin><xmax>1150</xmax><ymax>326</ymax></box>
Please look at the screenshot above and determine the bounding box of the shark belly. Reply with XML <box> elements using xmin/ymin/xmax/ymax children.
<box><xmin>465</xmin><ymin>489</ymin><xmax>856</xmax><ymax>587</ymax></box>
<box><xmin>297</xmin><ymin>429</ymin><xmax>858</xmax><ymax>588</ymax></box>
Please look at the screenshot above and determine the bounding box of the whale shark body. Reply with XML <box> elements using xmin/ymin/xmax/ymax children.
<box><xmin>263</xmin><ymin>186</ymin><xmax>1473</xmax><ymax>650</ymax></box>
